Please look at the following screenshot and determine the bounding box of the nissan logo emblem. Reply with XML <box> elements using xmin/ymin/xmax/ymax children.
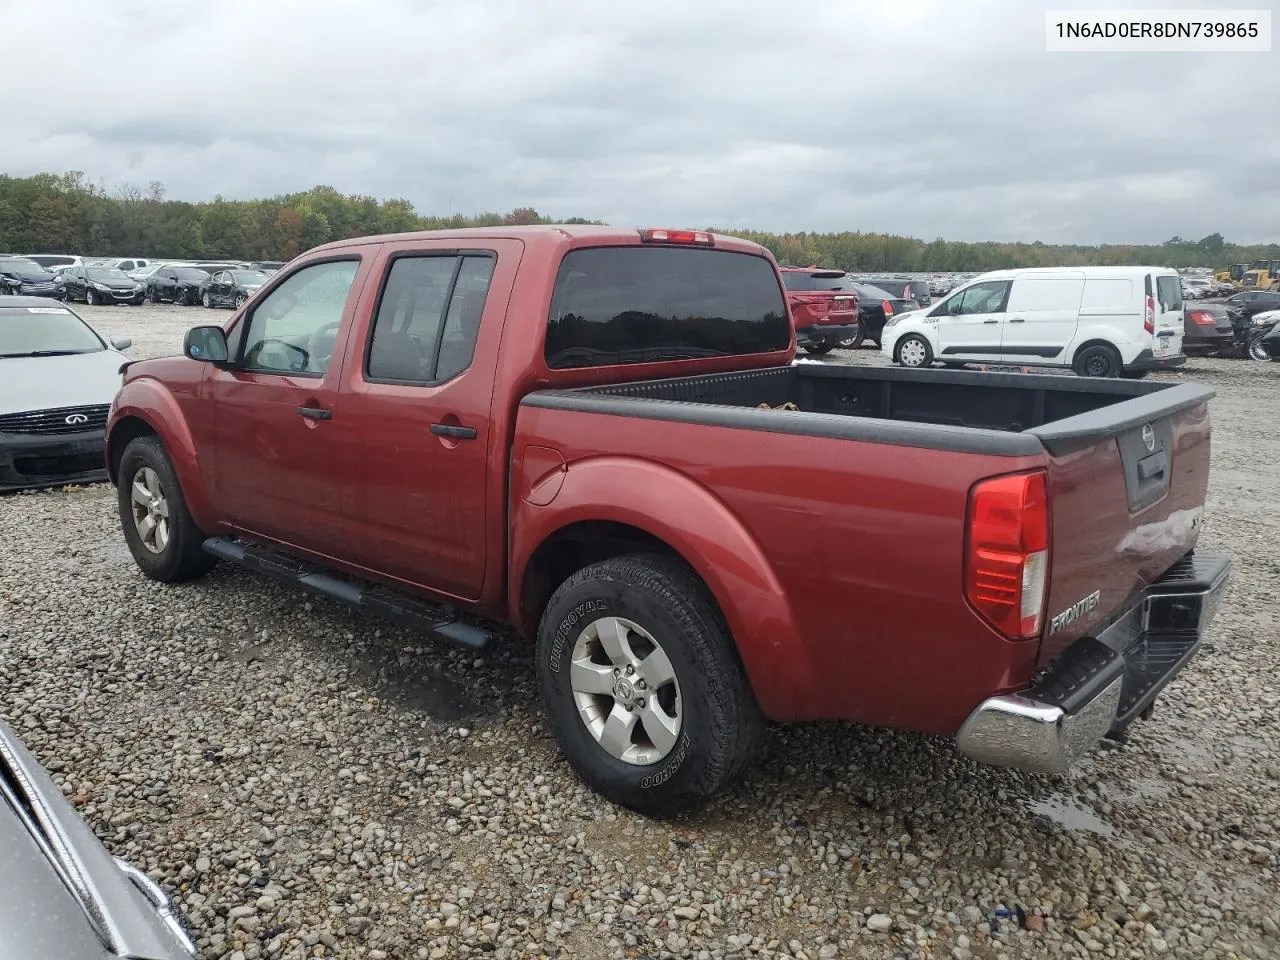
<box><xmin>64</xmin><ymin>413</ymin><xmax>89</xmax><ymax>425</ymax></box>
<box><xmin>1141</xmin><ymin>423</ymin><xmax>1155</xmax><ymax>452</ymax></box>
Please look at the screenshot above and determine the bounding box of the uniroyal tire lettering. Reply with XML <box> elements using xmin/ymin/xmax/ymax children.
<box><xmin>549</xmin><ymin>599</ymin><xmax>607</xmax><ymax>672</ymax></box>
<box><xmin>641</xmin><ymin>734</ymin><xmax>691</xmax><ymax>789</ymax></box>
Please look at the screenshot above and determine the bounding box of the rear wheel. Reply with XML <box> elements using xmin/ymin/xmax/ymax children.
<box><xmin>536</xmin><ymin>554</ymin><xmax>765</xmax><ymax>817</ymax></box>
<box><xmin>1248</xmin><ymin>335</ymin><xmax>1272</xmax><ymax>362</ymax></box>
<box><xmin>802</xmin><ymin>342</ymin><xmax>834</xmax><ymax>356</ymax></box>
<box><xmin>895</xmin><ymin>334</ymin><xmax>933</xmax><ymax>368</ymax></box>
<box><xmin>837</xmin><ymin>321</ymin><xmax>865</xmax><ymax>349</ymax></box>
<box><xmin>1072</xmin><ymin>343</ymin><xmax>1121</xmax><ymax>378</ymax></box>
<box><xmin>117</xmin><ymin>436</ymin><xmax>217</xmax><ymax>583</ymax></box>
<box><xmin>201</xmin><ymin>291</ymin><xmax>212</xmax><ymax>308</ymax></box>
<box><xmin>234</xmin><ymin>293</ymin><xmax>247</xmax><ymax>309</ymax></box>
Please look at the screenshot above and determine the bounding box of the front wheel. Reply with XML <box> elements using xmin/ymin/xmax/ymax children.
<box><xmin>201</xmin><ymin>292</ymin><xmax>212</xmax><ymax>308</ymax></box>
<box><xmin>1072</xmin><ymin>344</ymin><xmax>1121</xmax><ymax>377</ymax></box>
<box><xmin>894</xmin><ymin>334</ymin><xmax>934</xmax><ymax>368</ymax></box>
<box><xmin>117</xmin><ymin>435</ymin><xmax>217</xmax><ymax>583</ymax></box>
<box><xmin>150</xmin><ymin>288</ymin><xmax>162</xmax><ymax>303</ymax></box>
<box><xmin>86</xmin><ymin>289</ymin><xmax>99</xmax><ymax>306</ymax></box>
<box><xmin>802</xmin><ymin>342</ymin><xmax>834</xmax><ymax>356</ymax></box>
<box><xmin>536</xmin><ymin>554</ymin><xmax>764</xmax><ymax>818</ymax></box>
<box><xmin>1247</xmin><ymin>335</ymin><xmax>1273</xmax><ymax>362</ymax></box>
<box><xmin>234</xmin><ymin>294</ymin><xmax>247</xmax><ymax>309</ymax></box>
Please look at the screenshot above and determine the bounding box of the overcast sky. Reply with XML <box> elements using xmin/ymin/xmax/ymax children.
<box><xmin>6</xmin><ymin>0</ymin><xmax>1277</xmax><ymax>244</ymax></box>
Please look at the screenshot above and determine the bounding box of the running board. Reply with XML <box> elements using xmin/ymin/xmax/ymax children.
<box><xmin>202</xmin><ymin>537</ymin><xmax>492</xmax><ymax>652</ymax></box>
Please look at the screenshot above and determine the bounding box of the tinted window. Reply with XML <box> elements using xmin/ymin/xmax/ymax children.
<box><xmin>175</xmin><ymin>268</ymin><xmax>209</xmax><ymax>281</ymax></box>
<box><xmin>781</xmin><ymin>271</ymin><xmax>848</xmax><ymax>292</ymax></box>
<box><xmin>86</xmin><ymin>268</ymin><xmax>129</xmax><ymax>281</ymax></box>
<box><xmin>240</xmin><ymin>259</ymin><xmax>358</xmax><ymax>375</ymax></box>
<box><xmin>545</xmin><ymin>247</ymin><xmax>788</xmax><ymax>369</ymax></box>
<box><xmin>367</xmin><ymin>254</ymin><xmax>495</xmax><ymax>383</ymax></box>
<box><xmin>1155</xmin><ymin>275</ymin><xmax>1182</xmax><ymax>312</ymax></box>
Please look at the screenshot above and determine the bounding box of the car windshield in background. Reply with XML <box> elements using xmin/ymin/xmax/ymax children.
<box><xmin>232</xmin><ymin>270</ymin><xmax>267</xmax><ymax>284</ymax></box>
<box><xmin>175</xmin><ymin>268</ymin><xmax>211</xmax><ymax>281</ymax></box>
<box><xmin>546</xmin><ymin>247</ymin><xmax>790</xmax><ymax>369</ymax></box>
<box><xmin>0</xmin><ymin>259</ymin><xmax>51</xmax><ymax>278</ymax></box>
<box><xmin>0</xmin><ymin>305</ymin><xmax>105</xmax><ymax>356</ymax></box>
<box><xmin>86</xmin><ymin>267</ymin><xmax>130</xmax><ymax>281</ymax></box>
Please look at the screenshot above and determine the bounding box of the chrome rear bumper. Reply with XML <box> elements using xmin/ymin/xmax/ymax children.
<box><xmin>957</xmin><ymin>552</ymin><xmax>1230</xmax><ymax>774</ymax></box>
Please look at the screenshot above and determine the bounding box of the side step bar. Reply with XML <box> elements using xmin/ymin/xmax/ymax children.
<box><xmin>202</xmin><ymin>537</ymin><xmax>492</xmax><ymax>652</ymax></box>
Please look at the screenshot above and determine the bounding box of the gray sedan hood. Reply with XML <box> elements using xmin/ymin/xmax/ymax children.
<box><xmin>0</xmin><ymin>350</ymin><xmax>125</xmax><ymax>417</ymax></box>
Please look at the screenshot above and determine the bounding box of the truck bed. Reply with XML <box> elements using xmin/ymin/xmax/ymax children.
<box><xmin>517</xmin><ymin>364</ymin><xmax>1215</xmax><ymax>731</ymax></box>
<box><xmin>523</xmin><ymin>363</ymin><xmax>1214</xmax><ymax>457</ymax></box>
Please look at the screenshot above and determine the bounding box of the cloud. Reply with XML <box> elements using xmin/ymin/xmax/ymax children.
<box><xmin>4</xmin><ymin>0</ymin><xmax>1277</xmax><ymax>243</ymax></box>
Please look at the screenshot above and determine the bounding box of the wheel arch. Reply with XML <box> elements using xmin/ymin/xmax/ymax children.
<box><xmin>511</xmin><ymin>457</ymin><xmax>811</xmax><ymax>720</ymax></box>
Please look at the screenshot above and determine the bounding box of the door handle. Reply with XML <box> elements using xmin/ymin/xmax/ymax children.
<box><xmin>983</xmin><ymin>320</ymin><xmax>999</xmax><ymax>324</ymax></box>
<box><xmin>431</xmin><ymin>423</ymin><xmax>478</xmax><ymax>440</ymax></box>
<box><xmin>1009</xmin><ymin>317</ymin><xmax>1026</xmax><ymax>323</ymax></box>
<box><xmin>297</xmin><ymin>406</ymin><xmax>332</xmax><ymax>421</ymax></box>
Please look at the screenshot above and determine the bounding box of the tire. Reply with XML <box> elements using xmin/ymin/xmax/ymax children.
<box><xmin>116</xmin><ymin>435</ymin><xmax>217</xmax><ymax>583</ymax></box>
<box><xmin>1072</xmin><ymin>343</ymin><xmax>1121</xmax><ymax>378</ymax></box>
<box><xmin>536</xmin><ymin>554</ymin><xmax>765</xmax><ymax>818</ymax></box>
<box><xmin>838</xmin><ymin>322</ymin><xmax>865</xmax><ymax>349</ymax></box>
<box><xmin>802</xmin><ymin>342</ymin><xmax>834</xmax><ymax>356</ymax></box>
<box><xmin>86</xmin><ymin>288</ymin><xmax>99</xmax><ymax>306</ymax></box>
<box><xmin>202</xmin><ymin>291</ymin><xmax>213</xmax><ymax>308</ymax></box>
<box><xmin>894</xmin><ymin>334</ymin><xmax>934</xmax><ymax>368</ymax></box>
<box><xmin>1247</xmin><ymin>335</ymin><xmax>1272</xmax><ymax>362</ymax></box>
<box><xmin>234</xmin><ymin>294</ymin><xmax>247</xmax><ymax>309</ymax></box>
<box><xmin>150</xmin><ymin>288</ymin><xmax>162</xmax><ymax>303</ymax></box>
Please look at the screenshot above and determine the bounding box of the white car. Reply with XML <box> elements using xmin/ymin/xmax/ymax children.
<box><xmin>0</xmin><ymin>297</ymin><xmax>132</xmax><ymax>490</ymax></box>
<box><xmin>881</xmin><ymin>266</ymin><xmax>1186</xmax><ymax>378</ymax></box>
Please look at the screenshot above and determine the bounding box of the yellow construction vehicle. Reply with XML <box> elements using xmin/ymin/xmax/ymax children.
<box><xmin>1215</xmin><ymin>263</ymin><xmax>1248</xmax><ymax>286</ymax></box>
<box><xmin>1246</xmin><ymin>259</ymin><xmax>1280</xmax><ymax>291</ymax></box>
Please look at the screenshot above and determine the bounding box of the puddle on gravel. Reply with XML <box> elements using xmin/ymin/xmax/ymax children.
<box><xmin>1028</xmin><ymin>794</ymin><xmax>1115</xmax><ymax>836</ymax></box>
<box><xmin>1100</xmin><ymin>776</ymin><xmax>1171</xmax><ymax>805</ymax></box>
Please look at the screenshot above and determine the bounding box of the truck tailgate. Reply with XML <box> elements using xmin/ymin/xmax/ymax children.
<box><xmin>1030</xmin><ymin>382</ymin><xmax>1214</xmax><ymax>665</ymax></box>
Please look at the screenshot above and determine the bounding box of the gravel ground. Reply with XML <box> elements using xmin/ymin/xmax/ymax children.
<box><xmin>2</xmin><ymin>302</ymin><xmax>1278</xmax><ymax>960</ymax></box>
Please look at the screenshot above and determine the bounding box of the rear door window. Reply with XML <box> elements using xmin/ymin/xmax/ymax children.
<box><xmin>545</xmin><ymin>246</ymin><xmax>789</xmax><ymax>369</ymax></box>
<box><xmin>1155</xmin><ymin>275</ymin><xmax>1183</xmax><ymax>312</ymax></box>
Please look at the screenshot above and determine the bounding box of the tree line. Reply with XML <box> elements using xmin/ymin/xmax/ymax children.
<box><xmin>2</xmin><ymin>171</ymin><xmax>1276</xmax><ymax>272</ymax></box>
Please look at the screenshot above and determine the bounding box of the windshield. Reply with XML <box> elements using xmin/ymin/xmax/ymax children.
<box><xmin>86</xmin><ymin>267</ymin><xmax>131</xmax><ymax>282</ymax></box>
<box><xmin>0</xmin><ymin>306</ymin><xmax>105</xmax><ymax>356</ymax></box>
<box><xmin>232</xmin><ymin>270</ymin><xmax>267</xmax><ymax>284</ymax></box>
<box><xmin>0</xmin><ymin>259</ymin><xmax>50</xmax><ymax>278</ymax></box>
<box><xmin>175</xmin><ymin>268</ymin><xmax>211</xmax><ymax>281</ymax></box>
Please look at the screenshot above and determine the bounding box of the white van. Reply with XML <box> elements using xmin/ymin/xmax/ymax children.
<box><xmin>880</xmin><ymin>267</ymin><xmax>1186</xmax><ymax>377</ymax></box>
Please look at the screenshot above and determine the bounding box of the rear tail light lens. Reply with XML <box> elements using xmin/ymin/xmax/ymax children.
<box><xmin>1191</xmin><ymin>310</ymin><xmax>1216</xmax><ymax>326</ymax></box>
<box><xmin>882</xmin><ymin>300</ymin><xmax>894</xmax><ymax>317</ymax></box>
<box><xmin>1144</xmin><ymin>295</ymin><xmax>1156</xmax><ymax>335</ymax></box>
<box><xmin>640</xmin><ymin>228</ymin><xmax>714</xmax><ymax>246</ymax></box>
<box><xmin>966</xmin><ymin>471</ymin><xmax>1049</xmax><ymax>640</ymax></box>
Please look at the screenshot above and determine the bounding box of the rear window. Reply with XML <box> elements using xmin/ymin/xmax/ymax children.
<box><xmin>545</xmin><ymin>246</ymin><xmax>789</xmax><ymax>369</ymax></box>
<box><xmin>781</xmin><ymin>271</ymin><xmax>849</xmax><ymax>292</ymax></box>
<box><xmin>1155</xmin><ymin>275</ymin><xmax>1182</xmax><ymax>312</ymax></box>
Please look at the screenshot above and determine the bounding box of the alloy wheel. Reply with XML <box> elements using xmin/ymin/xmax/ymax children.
<box><xmin>129</xmin><ymin>467</ymin><xmax>171</xmax><ymax>555</ymax></box>
<box><xmin>568</xmin><ymin>616</ymin><xmax>682</xmax><ymax>766</ymax></box>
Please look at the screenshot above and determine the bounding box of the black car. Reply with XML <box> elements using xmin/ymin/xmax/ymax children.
<box><xmin>0</xmin><ymin>258</ymin><xmax>63</xmax><ymax>298</ymax></box>
<box><xmin>846</xmin><ymin>282</ymin><xmax>919</xmax><ymax>346</ymax></box>
<box><xmin>1182</xmin><ymin>302</ymin><xmax>1235</xmax><ymax>355</ymax></box>
<box><xmin>864</xmin><ymin>277</ymin><xmax>931</xmax><ymax>307</ymax></box>
<box><xmin>146</xmin><ymin>266</ymin><xmax>211</xmax><ymax>305</ymax></box>
<box><xmin>61</xmin><ymin>265</ymin><xmax>145</xmax><ymax>305</ymax></box>
<box><xmin>199</xmin><ymin>269</ymin><xmax>268</xmax><ymax>309</ymax></box>
<box><xmin>1223</xmin><ymin>289</ymin><xmax>1280</xmax><ymax>320</ymax></box>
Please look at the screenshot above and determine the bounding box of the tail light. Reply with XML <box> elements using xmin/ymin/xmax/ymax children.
<box><xmin>882</xmin><ymin>300</ymin><xmax>894</xmax><ymax>317</ymax></box>
<box><xmin>966</xmin><ymin>471</ymin><xmax>1049</xmax><ymax>640</ymax></box>
<box><xmin>640</xmin><ymin>228</ymin><xmax>714</xmax><ymax>246</ymax></box>
<box><xmin>1143</xmin><ymin>295</ymin><xmax>1156</xmax><ymax>335</ymax></box>
<box><xmin>1190</xmin><ymin>310</ymin><xmax>1216</xmax><ymax>326</ymax></box>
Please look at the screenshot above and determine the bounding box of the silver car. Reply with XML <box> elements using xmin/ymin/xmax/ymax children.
<box><xmin>0</xmin><ymin>718</ymin><xmax>196</xmax><ymax>959</ymax></box>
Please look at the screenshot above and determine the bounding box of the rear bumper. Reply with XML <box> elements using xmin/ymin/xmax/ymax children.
<box><xmin>0</xmin><ymin>431</ymin><xmax>108</xmax><ymax>492</ymax></box>
<box><xmin>956</xmin><ymin>552</ymin><xmax>1230</xmax><ymax>774</ymax></box>
<box><xmin>1183</xmin><ymin>333</ymin><xmax>1234</xmax><ymax>354</ymax></box>
<box><xmin>796</xmin><ymin>322</ymin><xmax>861</xmax><ymax>345</ymax></box>
<box><xmin>1125</xmin><ymin>347</ymin><xmax>1186</xmax><ymax>372</ymax></box>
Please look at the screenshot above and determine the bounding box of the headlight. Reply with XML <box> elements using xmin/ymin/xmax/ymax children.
<box><xmin>884</xmin><ymin>316</ymin><xmax>901</xmax><ymax>328</ymax></box>
<box><xmin>93</xmin><ymin>282</ymin><xmax>110</xmax><ymax>291</ymax></box>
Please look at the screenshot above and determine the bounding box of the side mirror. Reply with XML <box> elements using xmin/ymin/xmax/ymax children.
<box><xmin>947</xmin><ymin>302</ymin><xmax>963</xmax><ymax>316</ymax></box>
<box><xmin>184</xmin><ymin>325</ymin><xmax>229</xmax><ymax>364</ymax></box>
<box><xmin>110</xmin><ymin>336</ymin><xmax>132</xmax><ymax>351</ymax></box>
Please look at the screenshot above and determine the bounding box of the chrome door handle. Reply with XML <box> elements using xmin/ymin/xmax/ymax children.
<box><xmin>1009</xmin><ymin>317</ymin><xmax>1026</xmax><ymax>323</ymax></box>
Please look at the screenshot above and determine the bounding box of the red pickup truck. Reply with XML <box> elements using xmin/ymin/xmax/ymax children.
<box><xmin>107</xmin><ymin>225</ymin><xmax>1229</xmax><ymax>816</ymax></box>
